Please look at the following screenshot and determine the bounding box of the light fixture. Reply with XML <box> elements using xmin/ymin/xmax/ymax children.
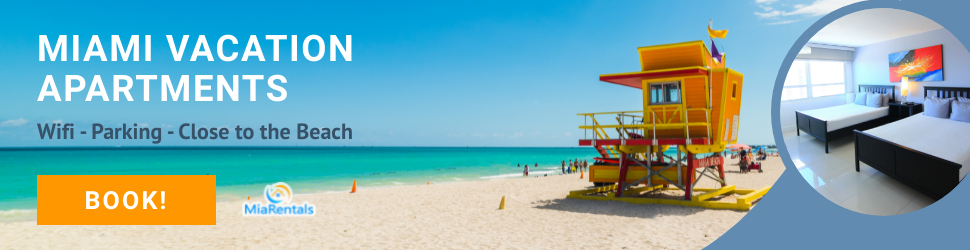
<box><xmin>901</xmin><ymin>77</ymin><xmax>909</xmax><ymax>103</ymax></box>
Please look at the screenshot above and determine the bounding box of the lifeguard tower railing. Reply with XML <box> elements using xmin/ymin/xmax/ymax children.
<box><xmin>578</xmin><ymin>106</ymin><xmax>713</xmax><ymax>153</ymax></box>
<box><xmin>578</xmin><ymin>108</ymin><xmax>728</xmax><ymax>201</ymax></box>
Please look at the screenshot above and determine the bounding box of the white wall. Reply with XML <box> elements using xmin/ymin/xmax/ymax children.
<box><xmin>854</xmin><ymin>28</ymin><xmax>970</xmax><ymax>103</ymax></box>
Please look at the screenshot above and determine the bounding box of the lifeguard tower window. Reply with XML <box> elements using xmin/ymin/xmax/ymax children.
<box><xmin>649</xmin><ymin>82</ymin><xmax>681</xmax><ymax>105</ymax></box>
<box><xmin>732</xmin><ymin>83</ymin><xmax>738</xmax><ymax>98</ymax></box>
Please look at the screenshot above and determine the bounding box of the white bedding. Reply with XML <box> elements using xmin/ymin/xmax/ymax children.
<box><xmin>799</xmin><ymin>104</ymin><xmax>889</xmax><ymax>132</ymax></box>
<box><xmin>864</xmin><ymin>114</ymin><xmax>970</xmax><ymax>181</ymax></box>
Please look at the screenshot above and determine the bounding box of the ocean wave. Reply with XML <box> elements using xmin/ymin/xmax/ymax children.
<box><xmin>0</xmin><ymin>209</ymin><xmax>36</xmax><ymax>223</ymax></box>
<box><xmin>479</xmin><ymin>173</ymin><xmax>523</xmax><ymax>179</ymax></box>
<box><xmin>480</xmin><ymin>170</ymin><xmax>557</xmax><ymax>179</ymax></box>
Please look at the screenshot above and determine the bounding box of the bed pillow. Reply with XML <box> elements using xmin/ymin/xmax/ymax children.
<box><xmin>924</xmin><ymin>96</ymin><xmax>953</xmax><ymax>118</ymax></box>
<box><xmin>854</xmin><ymin>93</ymin><xmax>867</xmax><ymax>105</ymax></box>
<box><xmin>958</xmin><ymin>96</ymin><xmax>970</xmax><ymax>103</ymax></box>
<box><xmin>952</xmin><ymin>101</ymin><xmax>970</xmax><ymax>123</ymax></box>
<box><xmin>866</xmin><ymin>93</ymin><xmax>882</xmax><ymax>108</ymax></box>
<box><xmin>868</xmin><ymin>92</ymin><xmax>889</xmax><ymax>107</ymax></box>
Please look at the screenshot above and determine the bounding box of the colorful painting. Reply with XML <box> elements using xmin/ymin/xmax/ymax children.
<box><xmin>888</xmin><ymin>44</ymin><xmax>943</xmax><ymax>82</ymax></box>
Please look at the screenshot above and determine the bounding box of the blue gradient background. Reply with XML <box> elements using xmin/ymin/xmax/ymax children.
<box><xmin>2</xmin><ymin>0</ymin><xmax>969</xmax><ymax>248</ymax></box>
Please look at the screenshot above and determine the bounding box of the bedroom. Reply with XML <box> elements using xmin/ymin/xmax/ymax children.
<box><xmin>778</xmin><ymin>8</ymin><xmax>970</xmax><ymax>216</ymax></box>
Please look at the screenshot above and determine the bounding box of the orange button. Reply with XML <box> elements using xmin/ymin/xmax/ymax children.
<box><xmin>37</xmin><ymin>175</ymin><xmax>215</xmax><ymax>225</ymax></box>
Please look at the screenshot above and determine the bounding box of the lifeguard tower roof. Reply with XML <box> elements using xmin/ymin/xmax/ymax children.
<box><xmin>599</xmin><ymin>40</ymin><xmax>725</xmax><ymax>89</ymax></box>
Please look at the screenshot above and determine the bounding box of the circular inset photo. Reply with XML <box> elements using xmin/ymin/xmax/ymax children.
<box><xmin>777</xmin><ymin>8</ymin><xmax>969</xmax><ymax>215</ymax></box>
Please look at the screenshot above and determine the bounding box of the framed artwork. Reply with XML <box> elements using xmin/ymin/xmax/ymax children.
<box><xmin>889</xmin><ymin>44</ymin><xmax>943</xmax><ymax>82</ymax></box>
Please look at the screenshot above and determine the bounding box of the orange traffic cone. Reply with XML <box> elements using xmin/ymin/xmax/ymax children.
<box><xmin>580</xmin><ymin>170</ymin><xmax>584</xmax><ymax>179</ymax></box>
<box><xmin>247</xmin><ymin>196</ymin><xmax>250</xmax><ymax>200</ymax></box>
<box><xmin>351</xmin><ymin>180</ymin><xmax>357</xmax><ymax>193</ymax></box>
<box><xmin>427</xmin><ymin>181</ymin><xmax>429</xmax><ymax>185</ymax></box>
<box><xmin>498</xmin><ymin>196</ymin><xmax>506</xmax><ymax>210</ymax></box>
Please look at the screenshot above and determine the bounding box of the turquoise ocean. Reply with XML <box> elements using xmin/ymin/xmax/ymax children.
<box><xmin>0</xmin><ymin>147</ymin><xmax>601</xmax><ymax>222</ymax></box>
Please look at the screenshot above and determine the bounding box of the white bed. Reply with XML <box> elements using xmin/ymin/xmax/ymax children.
<box><xmin>798</xmin><ymin>104</ymin><xmax>889</xmax><ymax>132</ymax></box>
<box><xmin>864</xmin><ymin>114</ymin><xmax>970</xmax><ymax>181</ymax></box>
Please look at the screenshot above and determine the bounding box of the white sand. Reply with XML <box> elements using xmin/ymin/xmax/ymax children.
<box><xmin>0</xmin><ymin>158</ymin><xmax>784</xmax><ymax>249</ymax></box>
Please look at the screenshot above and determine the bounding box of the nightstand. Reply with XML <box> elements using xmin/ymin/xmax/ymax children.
<box><xmin>889</xmin><ymin>102</ymin><xmax>923</xmax><ymax>119</ymax></box>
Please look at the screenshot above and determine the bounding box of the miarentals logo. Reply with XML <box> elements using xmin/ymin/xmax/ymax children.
<box><xmin>265</xmin><ymin>182</ymin><xmax>292</xmax><ymax>204</ymax></box>
<box><xmin>243</xmin><ymin>182</ymin><xmax>315</xmax><ymax>216</ymax></box>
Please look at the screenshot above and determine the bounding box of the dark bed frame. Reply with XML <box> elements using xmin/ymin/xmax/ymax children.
<box><xmin>854</xmin><ymin>86</ymin><xmax>970</xmax><ymax>200</ymax></box>
<box><xmin>796</xmin><ymin>85</ymin><xmax>896</xmax><ymax>153</ymax></box>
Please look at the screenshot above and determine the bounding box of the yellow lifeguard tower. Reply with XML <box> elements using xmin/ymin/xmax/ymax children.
<box><xmin>567</xmin><ymin>40</ymin><xmax>770</xmax><ymax>210</ymax></box>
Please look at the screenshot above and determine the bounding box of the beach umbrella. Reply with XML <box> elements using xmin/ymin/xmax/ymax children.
<box><xmin>726</xmin><ymin>144</ymin><xmax>751</xmax><ymax>150</ymax></box>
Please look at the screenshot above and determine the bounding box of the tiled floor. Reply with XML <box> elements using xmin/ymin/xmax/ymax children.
<box><xmin>783</xmin><ymin>130</ymin><xmax>936</xmax><ymax>215</ymax></box>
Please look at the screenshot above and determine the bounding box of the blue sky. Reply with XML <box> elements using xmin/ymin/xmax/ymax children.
<box><xmin>0</xmin><ymin>0</ymin><xmax>857</xmax><ymax>147</ymax></box>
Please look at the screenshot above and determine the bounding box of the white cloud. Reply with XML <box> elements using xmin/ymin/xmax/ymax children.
<box><xmin>769</xmin><ymin>20</ymin><xmax>801</xmax><ymax>25</ymax></box>
<box><xmin>1</xmin><ymin>118</ymin><xmax>28</xmax><ymax>127</ymax></box>
<box><xmin>754</xmin><ymin>0</ymin><xmax>865</xmax><ymax>24</ymax></box>
<box><xmin>755</xmin><ymin>10</ymin><xmax>783</xmax><ymax>18</ymax></box>
<box><xmin>785</xmin><ymin>0</ymin><xmax>865</xmax><ymax>16</ymax></box>
<box><xmin>52</xmin><ymin>119</ymin><xmax>63</xmax><ymax>124</ymax></box>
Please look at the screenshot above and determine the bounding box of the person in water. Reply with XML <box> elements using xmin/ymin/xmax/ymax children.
<box><xmin>523</xmin><ymin>163</ymin><xmax>529</xmax><ymax>177</ymax></box>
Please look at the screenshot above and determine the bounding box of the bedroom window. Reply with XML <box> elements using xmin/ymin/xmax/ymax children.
<box><xmin>648</xmin><ymin>81</ymin><xmax>681</xmax><ymax>105</ymax></box>
<box><xmin>781</xmin><ymin>60</ymin><xmax>847</xmax><ymax>101</ymax></box>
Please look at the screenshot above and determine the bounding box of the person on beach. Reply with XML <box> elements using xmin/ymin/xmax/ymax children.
<box><xmin>739</xmin><ymin>156</ymin><xmax>750</xmax><ymax>174</ymax></box>
<box><xmin>561</xmin><ymin>160</ymin><xmax>566</xmax><ymax>174</ymax></box>
<box><xmin>524</xmin><ymin>163</ymin><xmax>529</xmax><ymax>177</ymax></box>
<box><xmin>583</xmin><ymin>160</ymin><xmax>588</xmax><ymax>173</ymax></box>
<box><xmin>738</xmin><ymin>150</ymin><xmax>750</xmax><ymax>173</ymax></box>
<box><xmin>566</xmin><ymin>160</ymin><xmax>576</xmax><ymax>174</ymax></box>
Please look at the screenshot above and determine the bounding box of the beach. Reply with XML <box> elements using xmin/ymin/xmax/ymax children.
<box><xmin>0</xmin><ymin>157</ymin><xmax>783</xmax><ymax>249</ymax></box>
<box><xmin>0</xmin><ymin>147</ymin><xmax>602</xmax><ymax>212</ymax></box>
